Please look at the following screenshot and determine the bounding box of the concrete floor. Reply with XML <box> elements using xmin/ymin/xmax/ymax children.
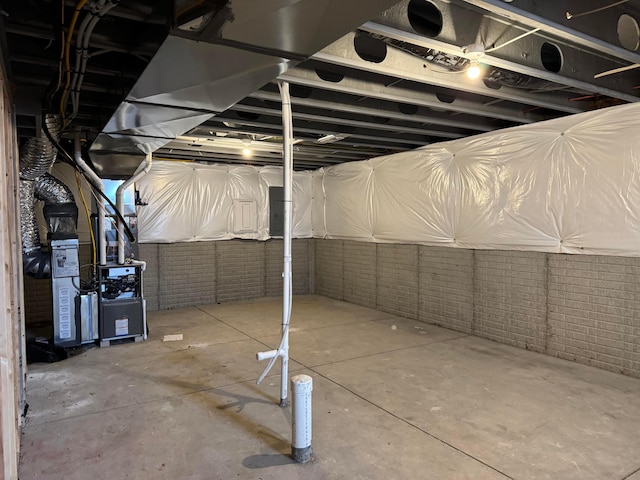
<box><xmin>19</xmin><ymin>294</ymin><xmax>640</xmax><ymax>480</ymax></box>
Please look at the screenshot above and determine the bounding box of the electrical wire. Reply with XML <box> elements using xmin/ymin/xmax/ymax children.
<box><xmin>75</xmin><ymin>170</ymin><xmax>97</xmax><ymax>265</ymax></box>
<box><xmin>485</xmin><ymin>27</ymin><xmax>541</xmax><ymax>53</ymax></box>
<box><xmin>41</xmin><ymin>111</ymin><xmax>136</xmax><ymax>243</ymax></box>
<box><xmin>594</xmin><ymin>63</ymin><xmax>640</xmax><ymax>79</ymax></box>
<box><xmin>60</xmin><ymin>0</ymin><xmax>89</xmax><ymax>121</ymax></box>
<box><xmin>566</xmin><ymin>0</ymin><xmax>629</xmax><ymax>19</ymax></box>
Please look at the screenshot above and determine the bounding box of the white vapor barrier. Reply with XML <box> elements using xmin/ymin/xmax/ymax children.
<box><xmin>137</xmin><ymin>162</ymin><xmax>313</xmax><ymax>243</ymax></box>
<box><xmin>312</xmin><ymin>102</ymin><xmax>640</xmax><ymax>256</ymax></box>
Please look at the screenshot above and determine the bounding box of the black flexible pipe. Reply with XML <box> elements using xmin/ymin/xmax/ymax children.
<box><xmin>41</xmin><ymin>110</ymin><xmax>136</xmax><ymax>244</ymax></box>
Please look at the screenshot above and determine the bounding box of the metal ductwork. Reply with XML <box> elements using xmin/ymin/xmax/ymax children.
<box><xmin>90</xmin><ymin>0</ymin><xmax>401</xmax><ymax>177</ymax></box>
<box><xmin>19</xmin><ymin>114</ymin><xmax>78</xmax><ymax>278</ymax></box>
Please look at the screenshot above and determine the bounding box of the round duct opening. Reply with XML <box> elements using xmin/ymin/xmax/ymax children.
<box><xmin>407</xmin><ymin>0</ymin><xmax>443</xmax><ymax>38</ymax></box>
<box><xmin>354</xmin><ymin>31</ymin><xmax>387</xmax><ymax>63</ymax></box>
<box><xmin>315</xmin><ymin>68</ymin><xmax>345</xmax><ymax>83</ymax></box>
<box><xmin>436</xmin><ymin>92</ymin><xmax>456</xmax><ymax>103</ymax></box>
<box><xmin>540</xmin><ymin>42</ymin><xmax>562</xmax><ymax>73</ymax></box>
<box><xmin>618</xmin><ymin>14</ymin><xmax>640</xmax><ymax>51</ymax></box>
<box><xmin>398</xmin><ymin>103</ymin><xmax>419</xmax><ymax>115</ymax></box>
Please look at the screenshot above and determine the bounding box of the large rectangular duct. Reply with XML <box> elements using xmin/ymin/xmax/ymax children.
<box><xmin>90</xmin><ymin>0</ymin><xmax>401</xmax><ymax>177</ymax></box>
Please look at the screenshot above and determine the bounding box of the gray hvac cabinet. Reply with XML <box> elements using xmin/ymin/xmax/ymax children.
<box><xmin>97</xmin><ymin>264</ymin><xmax>144</xmax><ymax>346</ymax></box>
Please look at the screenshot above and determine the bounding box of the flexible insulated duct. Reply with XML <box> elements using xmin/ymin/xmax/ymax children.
<box><xmin>19</xmin><ymin>179</ymin><xmax>39</xmax><ymax>255</ymax></box>
<box><xmin>19</xmin><ymin>114</ymin><xmax>61</xmax><ymax>180</ymax></box>
<box><xmin>34</xmin><ymin>173</ymin><xmax>75</xmax><ymax>204</ymax></box>
<box><xmin>19</xmin><ymin>114</ymin><xmax>78</xmax><ymax>278</ymax></box>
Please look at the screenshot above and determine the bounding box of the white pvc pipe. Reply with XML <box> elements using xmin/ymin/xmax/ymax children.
<box><xmin>291</xmin><ymin>374</ymin><xmax>313</xmax><ymax>463</ymax></box>
<box><xmin>255</xmin><ymin>81</ymin><xmax>294</xmax><ymax>407</ymax></box>
<box><xmin>280</xmin><ymin>80</ymin><xmax>293</xmax><ymax>406</ymax></box>
<box><xmin>116</xmin><ymin>151</ymin><xmax>152</xmax><ymax>265</ymax></box>
<box><xmin>74</xmin><ymin>129</ymin><xmax>106</xmax><ymax>266</ymax></box>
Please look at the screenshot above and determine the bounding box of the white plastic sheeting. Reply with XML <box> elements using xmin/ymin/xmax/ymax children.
<box><xmin>137</xmin><ymin>162</ymin><xmax>312</xmax><ymax>243</ymax></box>
<box><xmin>313</xmin><ymin>103</ymin><xmax>640</xmax><ymax>256</ymax></box>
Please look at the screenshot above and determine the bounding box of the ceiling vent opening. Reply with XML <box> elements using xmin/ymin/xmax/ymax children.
<box><xmin>541</xmin><ymin>42</ymin><xmax>563</xmax><ymax>73</ymax></box>
<box><xmin>617</xmin><ymin>14</ymin><xmax>640</xmax><ymax>51</ymax></box>
<box><xmin>398</xmin><ymin>103</ymin><xmax>419</xmax><ymax>115</ymax></box>
<box><xmin>354</xmin><ymin>31</ymin><xmax>387</xmax><ymax>63</ymax></box>
<box><xmin>238</xmin><ymin>111</ymin><xmax>260</xmax><ymax>121</ymax></box>
<box><xmin>436</xmin><ymin>92</ymin><xmax>456</xmax><ymax>103</ymax></box>
<box><xmin>315</xmin><ymin>69</ymin><xmax>345</xmax><ymax>83</ymax></box>
<box><xmin>407</xmin><ymin>0</ymin><xmax>443</xmax><ymax>38</ymax></box>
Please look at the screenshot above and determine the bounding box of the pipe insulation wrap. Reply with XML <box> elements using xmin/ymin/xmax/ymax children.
<box><xmin>19</xmin><ymin>179</ymin><xmax>40</xmax><ymax>254</ymax></box>
<box><xmin>19</xmin><ymin>114</ymin><xmax>61</xmax><ymax>180</ymax></box>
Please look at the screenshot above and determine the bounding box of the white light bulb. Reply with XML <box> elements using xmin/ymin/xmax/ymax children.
<box><xmin>467</xmin><ymin>64</ymin><xmax>481</xmax><ymax>79</ymax></box>
<box><xmin>242</xmin><ymin>148</ymin><xmax>252</xmax><ymax>157</ymax></box>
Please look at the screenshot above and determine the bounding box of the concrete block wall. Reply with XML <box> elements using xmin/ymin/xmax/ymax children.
<box><xmin>141</xmin><ymin>239</ymin><xmax>311</xmax><ymax>310</ymax></box>
<box><xmin>24</xmin><ymin>240</ymin><xmax>311</xmax><ymax>325</ymax></box>
<box><xmin>474</xmin><ymin>250</ymin><xmax>548</xmax><ymax>353</ymax></box>
<box><xmin>314</xmin><ymin>239</ymin><xmax>640</xmax><ymax>378</ymax></box>
<box><xmin>547</xmin><ymin>255</ymin><xmax>640</xmax><ymax>376</ymax></box>
<box><xmin>418</xmin><ymin>246</ymin><xmax>474</xmax><ymax>334</ymax></box>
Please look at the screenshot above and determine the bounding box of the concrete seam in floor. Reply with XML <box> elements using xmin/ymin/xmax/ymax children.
<box><xmin>306</xmin><ymin>365</ymin><xmax>515</xmax><ymax>480</ymax></box>
<box><xmin>621</xmin><ymin>465</ymin><xmax>640</xmax><ymax>480</ymax></box>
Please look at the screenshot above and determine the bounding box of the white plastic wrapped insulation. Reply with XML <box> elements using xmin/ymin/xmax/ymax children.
<box><xmin>136</xmin><ymin>162</ymin><xmax>314</xmax><ymax>243</ymax></box>
<box><xmin>316</xmin><ymin>102</ymin><xmax>640</xmax><ymax>256</ymax></box>
<box><xmin>323</xmin><ymin>161</ymin><xmax>374</xmax><ymax>240</ymax></box>
<box><xmin>311</xmin><ymin>169</ymin><xmax>326</xmax><ymax>238</ymax></box>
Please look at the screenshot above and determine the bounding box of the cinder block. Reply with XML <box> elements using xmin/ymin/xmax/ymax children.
<box><xmin>343</xmin><ymin>240</ymin><xmax>377</xmax><ymax>307</ymax></box>
<box><xmin>216</xmin><ymin>240</ymin><xmax>264</xmax><ymax>303</ymax></box>
<box><xmin>473</xmin><ymin>250</ymin><xmax>547</xmax><ymax>352</ymax></box>
<box><xmin>376</xmin><ymin>244</ymin><xmax>419</xmax><ymax>319</ymax></box>
<box><xmin>314</xmin><ymin>239</ymin><xmax>343</xmax><ymax>300</ymax></box>
<box><xmin>419</xmin><ymin>246</ymin><xmax>473</xmax><ymax>333</ymax></box>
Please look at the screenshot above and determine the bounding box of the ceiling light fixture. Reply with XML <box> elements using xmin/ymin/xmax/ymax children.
<box><xmin>462</xmin><ymin>43</ymin><xmax>485</xmax><ymax>79</ymax></box>
<box><xmin>242</xmin><ymin>147</ymin><xmax>252</xmax><ymax>157</ymax></box>
<box><xmin>467</xmin><ymin>62</ymin><xmax>481</xmax><ymax>79</ymax></box>
<box><xmin>316</xmin><ymin>133</ymin><xmax>349</xmax><ymax>144</ymax></box>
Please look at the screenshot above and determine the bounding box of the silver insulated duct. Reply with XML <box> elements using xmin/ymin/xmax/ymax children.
<box><xmin>90</xmin><ymin>0</ymin><xmax>401</xmax><ymax>176</ymax></box>
<box><xmin>19</xmin><ymin>114</ymin><xmax>78</xmax><ymax>278</ymax></box>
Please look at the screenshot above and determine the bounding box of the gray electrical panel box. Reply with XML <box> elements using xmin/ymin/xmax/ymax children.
<box><xmin>269</xmin><ymin>186</ymin><xmax>284</xmax><ymax>237</ymax></box>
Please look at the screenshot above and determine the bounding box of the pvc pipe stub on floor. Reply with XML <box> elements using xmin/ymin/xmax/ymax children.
<box><xmin>291</xmin><ymin>374</ymin><xmax>313</xmax><ymax>463</ymax></box>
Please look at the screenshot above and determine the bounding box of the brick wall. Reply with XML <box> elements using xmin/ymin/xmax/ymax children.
<box><xmin>474</xmin><ymin>250</ymin><xmax>548</xmax><ymax>352</ymax></box>
<box><xmin>419</xmin><ymin>246</ymin><xmax>473</xmax><ymax>333</ymax></box>
<box><xmin>547</xmin><ymin>255</ymin><xmax>640</xmax><ymax>376</ymax></box>
<box><xmin>343</xmin><ymin>240</ymin><xmax>376</xmax><ymax>307</ymax></box>
<box><xmin>377</xmin><ymin>244</ymin><xmax>419</xmax><ymax>319</ymax></box>
<box><xmin>24</xmin><ymin>240</ymin><xmax>312</xmax><ymax>324</ymax></box>
<box><xmin>314</xmin><ymin>239</ymin><xmax>640</xmax><ymax>378</ymax></box>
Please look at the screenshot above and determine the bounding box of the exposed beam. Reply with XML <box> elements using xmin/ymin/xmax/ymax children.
<box><xmin>312</xmin><ymin>32</ymin><xmax>583</xmax><ymax>114</ymax></box>
<box><xmin>249</xmin><ymin>90</ymin><xmax>493</xmax><ymax>132</ymax></box>
<box><xmin>459</xmin><ymin>0</ymin><xmax>640</xmax><ymax>66</ymax></box>
<box><xmin>278</xmin><ymin>68</ymin><xmax>542</xmax><ymax>124</ymax></box>
<box><xmin>363</xmin><ymin>20</ymin><xmax>640</xmax><ymax>104</ymax></box>
<box><xmin>202</xmin><ymin>116</ymin><xmax>423</xmax><ymax>149</ymax></box>
<box><xmin>230</xmin><ymin>103</ymin><xmax>466</xmax><ymax>139</ymax></box>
